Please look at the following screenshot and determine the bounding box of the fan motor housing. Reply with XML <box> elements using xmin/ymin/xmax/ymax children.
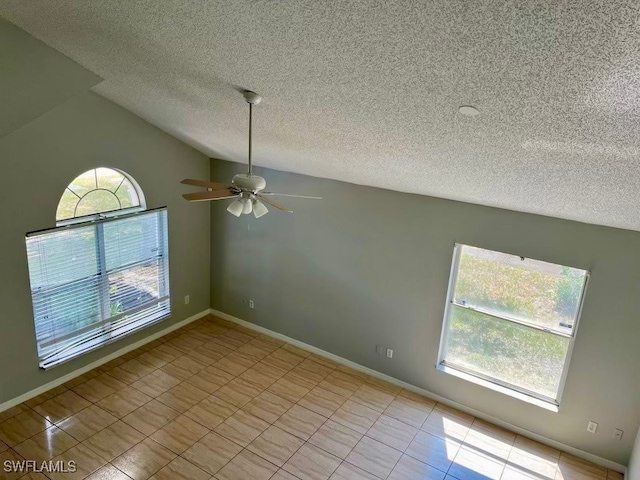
<box><xmin>232</xmin><ymin>174</ymin><xmax>266</xmax><ymax>192</ymax></box>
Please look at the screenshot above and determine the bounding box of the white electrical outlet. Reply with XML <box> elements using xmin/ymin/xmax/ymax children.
<box><xmin>184</xmin><ymin>295</ymin><xmax>190</xmax><ymax>305</ymax></box>
<box><xmin>249</xmin><ymin>299</ymin><xmax>255</xmax><ymax>309</ymax></box>
<box><xmin>612</xmin><ymin>429</ymin><xmax>623</xmax><ymax>441</ymax></box>
<box><xmin>386</xmin><ymin>348</ymin><xmax>394</xmax><ymax>359</ymax></box>
<box><xmin>587</xmin><ymin>421</ymin><xmax>598</xmax><ymax>434</ymax></box>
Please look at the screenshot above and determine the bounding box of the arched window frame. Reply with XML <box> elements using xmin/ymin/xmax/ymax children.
<box><xmin>56</xmin><ymin>168</ymin><xmax>146</xmax><ymax>227</ymax></box>
<box><xmin>26</xmin><ymin>167</ymin><xmax>170</xmax><ymax>369</ymax></box>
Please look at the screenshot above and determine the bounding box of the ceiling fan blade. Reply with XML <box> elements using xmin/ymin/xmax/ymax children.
<box><xmin>260</xmin><ymin>192</ymin><xmax>323</xmax><ymax>199</ymax></box>
<box><xmin>183</xmin><ymin>191</ymin><xmax>238</xmax><ymax>202</ymax></box>
<box><xmin>181</xmin><ymin>178</ymin><xmax>234</xmax><ymax>189</ymax></box>
<box><xmin>257</xmin><ymin>194</ymin><xmax>293</xmax><ymax>213</ymax></box>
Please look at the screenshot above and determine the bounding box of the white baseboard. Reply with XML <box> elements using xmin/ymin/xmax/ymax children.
<box><xmin>209</xmin><ymin>308</ymin><xmax>627</xmax><ymax>474</ymax></box>
<box><xmin>0</xmin><ymin>309</ymin><xmax>210</xmax><ymax>414</ymax></box>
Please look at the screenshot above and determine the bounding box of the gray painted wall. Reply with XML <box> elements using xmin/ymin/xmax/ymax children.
<box><xmin>0</xmin><ymin>90</ymin><xmax>210</xmax><ymax>404</ymax></box>
<box><xmin>0</xmin><ymin>18</ymin><xmax>102</xmax><ymax>139</ymax></box>
<box><xmin>210</xmin><ymin>159</ymin><xmax>640</xmax><ymax>465</ymax></box>
<box><xmin>630</xmin><ymin>428</ymin><xmax>640</xmax><ymax>480</ymax></box>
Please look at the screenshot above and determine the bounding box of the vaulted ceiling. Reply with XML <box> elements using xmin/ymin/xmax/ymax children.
<box><xmin>2</xmin><ymin>1</ymin><xmax>640</xmax><ymax>230</ymax></box>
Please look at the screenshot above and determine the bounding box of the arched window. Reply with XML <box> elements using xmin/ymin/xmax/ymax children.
<box><xmin>56</xmin><ymin>167</ymin><xmax>145</xmax><ymax>223</ymax></box>
<box><xmin>26</xmin><ymin>168</ymin><xmax>169</xmax><ymax>369</ymax></box>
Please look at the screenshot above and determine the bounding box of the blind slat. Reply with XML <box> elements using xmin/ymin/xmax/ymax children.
<box><xmin>26</xmin><ymin>209</ymin><xmax>171</xmax><ymax>369</ymax></box>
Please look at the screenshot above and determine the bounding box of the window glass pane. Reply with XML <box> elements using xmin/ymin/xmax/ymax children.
<box><xmin>68</xmin><ymin>169</ymin><xmax>96</xmax><ymax>196</ymax></box>
<box><xmin>75</xmin><ymin>190</ymin><xmax>121</xmax><ymax>217</ymax></box>
<box><xmin>55</xmin><ymin>168</ymin><xmax>144</xmax><ymax>223</ymax></box>
<box><xmin>115</xmin><ymin>178</ymin><xmax>140</xmax><ymax>209</ymax></box>
<box><xmin>96</xmin><ymin>167</ymin><xmax>124</xmax><ymax>191</ymax></box>
<box><xmin>455</xmin><ymin>245</ymin><xmax>586</xmax><ymax>334</ymax></box>
<box><xmin>56</xmin><ymin>189</ymin><xmax>79</xmax><ymax>221</ymax></box>
<box><xmin>445</xmin><ymin>305</ymin><xmax>569</xmax><ymax>399</ymax></box>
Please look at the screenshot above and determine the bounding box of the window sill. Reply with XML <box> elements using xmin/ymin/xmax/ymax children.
<box><xmin>436</xmin><ymin>364</ymin><xmax>560</xmax><ymax>413</ymax></box>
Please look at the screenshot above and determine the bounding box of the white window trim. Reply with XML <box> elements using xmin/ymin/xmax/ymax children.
<box><xmin>56</xmin><ymin>205</ymin><xmax>145</xmax><ymax>228</ymax></box>
<box><xmin>436</xmin><ymin>243</ymin><xmax>590</xmax><ymax>411</ymax></box>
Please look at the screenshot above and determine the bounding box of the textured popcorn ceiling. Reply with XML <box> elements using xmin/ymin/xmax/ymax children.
<box><xmin>2</xmin><ymin>1</ymin><xmax>640</xmax><ymax>230</ymax></box>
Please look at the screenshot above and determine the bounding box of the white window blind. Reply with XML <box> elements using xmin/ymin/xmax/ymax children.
<box><xmin>26</xmin><ymin>208</ymin><xmax>170</xmax><ymax>369</ymax></box>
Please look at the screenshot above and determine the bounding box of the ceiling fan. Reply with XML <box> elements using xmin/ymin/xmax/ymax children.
<box><xmin>181</xmin><ymin>91</ymin><xmax>322</xmax><ymax>218</ymax></box>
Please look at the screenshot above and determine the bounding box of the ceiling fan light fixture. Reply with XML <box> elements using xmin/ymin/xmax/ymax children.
<box><xmin>227</xmin><ymin>199</ymin><xmax>243</xmax><ymax>217</ymax></box>
<box><xmin>253</xmin><ymin>199</ymin><xmax>268</xmax><ymax>218</ymax></box>
<box><xmin>240</xmin><ymin>197</ymin><xmax>253</xmax><ymax>215</ymax></box>
<box><xmin>181</xmin><ymin>90</ymin><xmax>320</xmax><ymax>215</ymax></box>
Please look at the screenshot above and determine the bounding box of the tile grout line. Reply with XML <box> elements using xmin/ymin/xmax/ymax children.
<box><xmin>0</xmin><ymin>315</ymin><xmax>618</xmax><ymax>480</ymax></box>
<box><xmin>213</xmin><ymin>310</ymin><xmax>628</xmax><ymax>476</ymax></box>
<box><xmin>203</xmin><ymin>339</ymin><xmax>348</xmax><ymax>478</ymax></box>
<box><xmin>172</xmin><ymin>337</ymin><xmax>332</xmax><ymax>478</ymax></box>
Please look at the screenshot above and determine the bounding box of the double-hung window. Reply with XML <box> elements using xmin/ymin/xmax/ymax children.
<box><xmin>438</xmin><ymin>244</ymin><xmax>588</xmax><ymax>408</ymax></box>
<box><xmin>25</xmin><ymin>168</ymin><xmax>171</xmax><ymax>369</ymax></box>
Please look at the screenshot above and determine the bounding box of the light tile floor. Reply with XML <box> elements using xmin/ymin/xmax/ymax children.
<box><xmin>0</xmin><ymin>315</ymin><xmax>624</xmax><ymax>480</ymax></box>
